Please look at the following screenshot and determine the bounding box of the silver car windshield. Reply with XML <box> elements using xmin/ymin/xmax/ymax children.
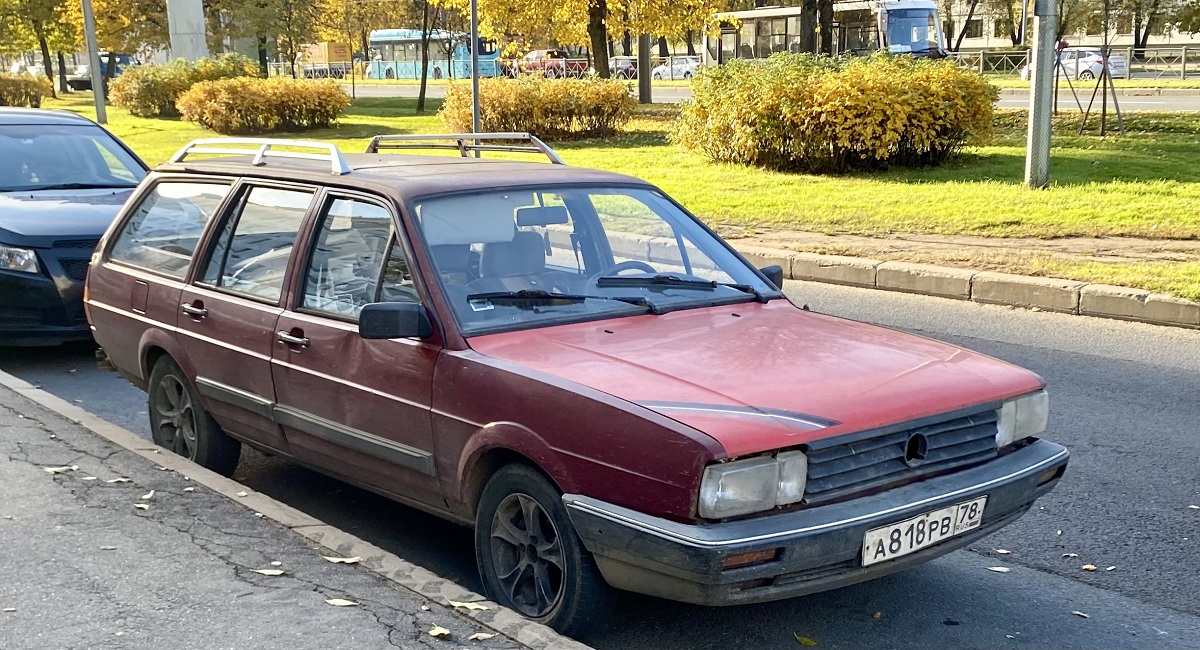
<box><xmin>0</xmin><ymin>124</ymin><xmax>145</xmax><ymax>192</ymax></box>
<box><xmin>413</xmin><ymin>186</ymin><xmax>777</xmax><ymax>335</ymax></box>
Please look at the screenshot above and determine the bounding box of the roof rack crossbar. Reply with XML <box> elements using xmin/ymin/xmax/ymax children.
<box><xmin>169</xmin><ymin>138</ymin><xmax>352</xmax><ymax>175</ymax></box>
<box><xmin>365</xmin><ymin>133</ymin><xmax>565</xmax><ymax>165</ymax></box>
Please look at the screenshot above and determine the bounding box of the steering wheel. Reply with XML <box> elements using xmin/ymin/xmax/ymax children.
<box><xmin>586</xmin><ymin>260</ymin><xmax>657</xmax><ymax>285</ymax></box>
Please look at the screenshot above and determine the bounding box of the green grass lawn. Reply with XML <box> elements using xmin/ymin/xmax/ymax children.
<box><xmin>46</xmin><ymin>95</ymin><xmax>1200</xmax><ymax>300</ymax></box>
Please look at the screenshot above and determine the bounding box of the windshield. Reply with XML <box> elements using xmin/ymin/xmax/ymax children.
<box><xmin>886</xmin><ymin>8</ymin><xmax>943</xmax><ymax>54</ymax></box>
<box><xmin>0</xmin><ymin>124</ymin><xmax>145</xmax><ymax>192</ymax></box>
<box><xmin>413</xmin><ymin>186</ymin><xmax>778</xmax><ymax>335</ymax></box>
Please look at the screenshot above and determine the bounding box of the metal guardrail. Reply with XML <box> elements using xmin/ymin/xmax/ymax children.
<box><xmin>949</xmin><ymin>46</ymin><xmax>1199</xmax><ymax>79</ymax></box>
<box><xmin>365</xmin><ymin>133</ymin><xmax>565</xmax><ymax>165</ymax></box>
<box><xmin>169</xmin><ymin>139</ymin><xmax>352</xmax><ymax>176</ymax></box>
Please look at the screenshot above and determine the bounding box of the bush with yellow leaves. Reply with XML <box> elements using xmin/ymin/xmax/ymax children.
<box><xmin>0</xmin><ymin>74</ymin><xmax>53</xmax><ymax>108</ymax></box>
<box><xmin>110</xmin><ymin>53</ymin><xmax>260</xmax><ymax>118</ymax></box>
<box><xmin>440</xmin><ymin>77</ymin><xmax>637</xmax><ymax>140</ymax></box>
<box><xmin>176</xmin><ymin>77</ymin><xmax>350</xmax><ymax>134</ymax></box>
<box><xmin>672</xmin><ymin>54</ymin><xmax>997</xmax><ymax>173</ymax></box>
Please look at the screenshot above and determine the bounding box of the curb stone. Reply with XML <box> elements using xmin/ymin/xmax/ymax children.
<box><xmin>730</xmin><ymin>244</ymin><xmax>1200</xmax><ymax>329</ymax></box>
<box><xmin>996</xmin><ymin>87</ymin><xmax>1200</xmax><ymax>97</ymax></box>
<box><xmin>0</xmin><ymin>369</ymin><xmax>593</xmax><ymax>650</ymax></box>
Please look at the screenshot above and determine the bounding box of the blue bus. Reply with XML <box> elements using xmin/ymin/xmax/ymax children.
<box><xmin>366</xmin><ymin>29</ymin><xmax>503</xmax><ymax>80</ymax></box>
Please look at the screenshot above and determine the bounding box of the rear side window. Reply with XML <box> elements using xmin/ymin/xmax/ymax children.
<box><xmin>109</xmin><ymin>182</ymin><xmax>230</xmax><ymax>279</ymax></box>
<box><xmin>201</xmin><ymin>186</ymin><xmax>314</xmax><ymax>301</ymax></box>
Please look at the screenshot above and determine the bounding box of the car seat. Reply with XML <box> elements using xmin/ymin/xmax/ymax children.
<box><xmin>471</xmin><ymin>231</ymin><xmax>553</xmax><ymax>294</ymax></box>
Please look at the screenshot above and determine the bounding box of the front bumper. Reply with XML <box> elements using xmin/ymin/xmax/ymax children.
<box><xmin>564</xmin><ymin>439</ymin><xmax>1068</xmax><ymax>606</ymax></box>
<box><xmin>0</xmin><ymin>267</ymin><xmax>91</xmax><ymax>346</ymax></box>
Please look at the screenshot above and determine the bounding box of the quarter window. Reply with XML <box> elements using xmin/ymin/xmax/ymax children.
<box><xmin>302</xmin><ymin>198</ymin><xmax>417</xmax><ymax>319</ymax></box>
<box><xmin>202</xmin><ymin>186</ymin><xmax>314</xmax><ymax>301</ymax></box>
<box><xmin>109</xmin><ymin>182</ymin><xmax>230</xmax><ymax>279</ymax></box>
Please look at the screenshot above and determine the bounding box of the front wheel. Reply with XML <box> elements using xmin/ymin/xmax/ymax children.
<box><xmin>1078</xmin><ymin>69</ymin><xmax>1095</xmax><ymax>80</ymax></box>
<box><xmin>476</xmin><ymin>464</ymin><xmax>613</xmax><ymax>637</ymax></box>
<box><xmin>545</xmin><ymin>68</ymin><xmax>558</xmax><ymax>79</ymax></box>
<box><xmin>148</xmin><ymin>356</ymin><xmax>241</xmax><ymax>476</ymax></box>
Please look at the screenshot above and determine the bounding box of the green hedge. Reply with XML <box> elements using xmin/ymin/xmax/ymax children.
<box><xmin>176</xmin><ymin>77</ymin><xmax>350</xmax><ymax>134</ymax></box>
<box><xmin>672</xmin><ymin>54</ymin><xmax>998</xmax><ymax>173</ymax></box>
<box><xmin>109</xmin><ymin>53</ymin><xmax>259</xmax><ymax>118</ymax></box>
<box><xmin>440</xmin><ymin>76</ymin><xmax>637</xmax><ymax>140</ymax></box>
<box><xmin>0</xmin><ymin>74</ymin><xmax>53</xmax><ymax>108</ymax></box>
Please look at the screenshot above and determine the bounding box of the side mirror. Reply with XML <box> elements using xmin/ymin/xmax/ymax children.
<box><xmin>759</xmin><ymin>264</ymin><xmax>785</xmax><ymax>291</ymax></box>
<box><xmin>359</xmin><ymin>302</ymin><xmax>434</xmax><ymax>340</ymax></box>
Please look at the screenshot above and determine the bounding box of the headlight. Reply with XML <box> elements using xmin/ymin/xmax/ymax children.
<box><xmin>996</xmin><ymin>390</ymin><xmax>1049</xmax><ymax>448</ymax></box>
<box><xmin>699</xmin><ymin>450</ymin><xmax>808</xmax><ymax>519</ymax></box>
<box><xmin>0</xmin><ymin>244</ymin><xmax>39</xmax><ymax>274</ymax></box>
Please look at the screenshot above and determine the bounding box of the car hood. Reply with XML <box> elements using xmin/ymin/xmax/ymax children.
<box><xmin>468</xmin><ymin>301</ymin><xmax>1044</xmax><ymax>457</ymax></box>
<box><xmin>0</xmin><ymin>188</ymin><xmax>134</xmax><ymax>247</ymax></box>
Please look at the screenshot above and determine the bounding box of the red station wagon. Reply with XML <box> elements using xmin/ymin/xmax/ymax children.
<box><xmin>86</xmin><ymin>135</ymin><xmax>1068</xmax><ymax>636</ymax></box>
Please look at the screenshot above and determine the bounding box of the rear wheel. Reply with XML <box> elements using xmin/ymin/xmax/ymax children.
<box><xmin>475</xmin><ymin>464</ymin><xmax>612</xmax><ymax>638</ymax></box>
<box><xmin>1078</xmin><ymin>69</ymin><xmax>1095</xmax><ymax>80</ymax></box>
<box><xmin>545</xmin><ymin>67</ymin><xmax>559</xmax><ymax>79</ymax></box>
<box><xmin>148</xmin><ymin>356</ymin><xmax>241</xmax><ymax>476</ymax></box>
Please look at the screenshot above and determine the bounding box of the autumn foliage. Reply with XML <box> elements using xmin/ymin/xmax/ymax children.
<box><xmin>0</xmin><ymin>74</ymin><xmax>53</xmax><ymax>108</ymax></box>
<box><xmin>176</xmin><ymin>77</ymin><xmax>351</xmax><ymax>135</ymax></box>
<box><xmin>673</xmin><ymin>54</ymin><xmax>998</xmax><ymax>173</ymax></box>
<box><xmin>440</xmin><ymin>77</ymin><xmax>636</xmax><ymax>140</ymax></box>
<box><xmin>109</xmin><ymin>54</ymin><xmax>261</xmax><ymax>118</ymax></box>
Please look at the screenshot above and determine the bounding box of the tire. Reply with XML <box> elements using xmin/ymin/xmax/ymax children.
<box><xmin>683</xmin><ymin>71</ymin><xmax>693</xmax><ymax>79</ymax></box>
<box><xmin>476</xmin><ymin>464</ymin><xmax>613</xmax><ymax>638</ymax></box>
<box><xmin>545</xmin><ymin>67</ymin><xmax>558</xmax><ymax>79</ymax></box>
<box><xmin>1078</xmin><ymin>70</ymin><xmax>1095</xmax><ymax>80</ymax></box>
<box><xmin>652</xmin><ymin>72</ymin><xmax>662</xmax><ymax>80</ymax></box>
<box><xmin>385</xmin><ymin>68</ymin><xmax>395</xmax><ymax>79</ymax></box>
<box><xmin>148</xmin><ymin>356</ymin><xmax>241</xmax><ymax>476</ymax></box>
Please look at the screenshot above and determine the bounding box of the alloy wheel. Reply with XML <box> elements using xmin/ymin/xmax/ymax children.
<box><xmin>152</xmin><ymin>374</ymin><xmax>198</xmax><ymax>459</ymax></box>
<box><xmin>489</xmin><ymin>493</ymin><xmax>565</xmax><ymax>617</ymax></box>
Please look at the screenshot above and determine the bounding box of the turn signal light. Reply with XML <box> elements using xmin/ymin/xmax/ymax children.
<box><xmin>722</xmin><ymin>548</ymin><xmax>780</xmax><ymax>569</ymax></box>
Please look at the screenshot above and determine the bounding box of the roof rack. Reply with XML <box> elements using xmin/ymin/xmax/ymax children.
<box><xmin>365</xmin><ymin>133</ymin><xmax>565</xmax><ymax>165</ymax></box>
<box><xmin>168</xmin><ymin>138</ymin><xmax>351</xmax><ymax>176</ymax></box>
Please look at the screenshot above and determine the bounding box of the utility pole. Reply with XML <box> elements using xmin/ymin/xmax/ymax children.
<box><xmin>637</xmin><ymin>34</ymin><xmax>651</xmax><ymax>104</ymax></box>
<box><xmin>1019</xmin><ymin>0</ymin><xmax>1030</xmax><ymax>46</ymax></box>
<box><xmin>1024</xmin><ymin>0</ymin><xmax>1057</xmax><ymax>188</ymax></box>
<box><xmin>81</xmin><ymin>0</ymin><xmax>107</xmax><ymax>124</ymax></box>
<box><xmin>470</xmin><ymin>0</ymin><xmax>481</xmax><ymax>140</ymax></box>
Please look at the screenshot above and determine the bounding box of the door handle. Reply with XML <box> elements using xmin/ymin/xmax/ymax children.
<box><xmin>181</xmin><ymin>303</ymin><xmax>208</xmax><ymax>318</ymax></box>
<box><xmin>277</xmin><ymin>331</ymin><xmax>310</xmax><ymax>347</ymax></box>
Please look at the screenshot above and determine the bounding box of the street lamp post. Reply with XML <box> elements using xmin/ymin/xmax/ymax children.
<box><xmin>81</xmin><ymin>0</ymin><xmax>107</xmax><ymax>124</ymax></box>
<box><xmin>470</xmin><ymin>0</ymin><xmax>481</xmax><ymax>145</ymax></box>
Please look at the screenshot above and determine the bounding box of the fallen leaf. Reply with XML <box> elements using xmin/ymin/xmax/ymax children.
<box><xmin>106</xmin><ymin>478</ymin><xmax>131</xmax><ymax>483</ymax></box>
<box><xmin>133</xmin><ymin>503</ymin><xmax>149</xmax><ymax>510</ymax></box>
<box><xmin>1071</xmin><ymin>611</ymin><xmax>1090</xmax><ymax>619</ymax></box>
<box><xmin>420</xmin><ymin>604</ymin><xmax>431</xmax><ymax>611</ymax></box>
<box><xmin>1082</xmin><ymin>564</ymin><xmax>1097</xmax><ymax>571</ymax></box>
<box><xmin>1056</xmin><ymin>530</ymin><xmax>1063</xmax><ymax>535</ymax></box>
<box><xmin>235</xmin><ymin>491</ymin><xmax>248</xmax><ymax>497</ymax></box>
<box><xmin>1189</xmin><ymin>505</ymin><xmax>1199</xmax><ymax>510</ymax></box>
<box><xmin>325</xmin><ymin>598</ymin><xmax>358</xmax><ymax>607</ymax></box>
<box><xmin>995</xmin><ymin>549</ymin><xmax>1011</xmax><ymax>555</ymax></box>
<box><xmin>448</xmin><ymin>600</ymin><xmax>490</xmax><ymax>611</ymax></box>
<box><xmin>81</xmin><ymin>476</ymin><xmax>97</xmax><ymax>481</ymax></box>
<box><xmin>1105</xmin><ymin>566</ymin><xmax>1116</xmax><ymax>571</ymax></box>
<box><xmin>182</xmin><ymin>476</ymin><xmax>190</xmax><ymax>481</ymax></box>
<box><xmin>429</xmin><ymin>625</ymin><xmax>451</xmax><ymax>638</ymax></box>
<box><xmin>1006</xmin><ymin>634</ymin><xmax>1015</xmax><ymax>639</ymax></box>
<box><xmin>67</xmin><ymin>368</ymin><xmax>77</xmax><ymax>374</ymax></box>
<box><xmin>155</xmin><ymin>466</ymin><xmax>168</xmax><ymax>471</ymax></box>
<box><xmin>140</xmin><ymin>490</ymin><xmax>155</xmax><ymax>501</ymax></box>
<box><xmin>2</xmin><ymin>608</ymin><xmax>14</xmax><ymax>613</ymax></box>
<box><xmin>42</xmin><ymin>465</ymin><xmax>78</xmax><ymax>474</ymax></box>
<box><xmin>871</xmin><ymin>612</ymin><xmax>883</xmax><ymax>619</ymax></box>
<box><xmin>322</xmin><ymin>556</ymin><xmax>362</xmax><ymax>564</ymax></box>
<box><xmin>1062</xmin><ymin>553</ymin><xmax>1078</xmax><ymax>558</ymax></box>
<box><xmin>252</xmin><ymin>569</ymin><xmax>285</xmax><ymax>576</ymax></box>
<box><xmin>183</xmin><ymin>487</ymin><xmax>195</xmax><ymax>493</ymax></box>
<box><xmin>468</xmin><ymin>632</ymin><xmax>496</xmax><ymax>641</ymax></box>
<box><xmin>99</xmin><ymin>546</ymin><xmax>117</xmax><ymax>551</ymax></box>
<box><xmin>270</xmin><ymin>561</ymin><xmax>282</xmax><ymax>567</ymax></box>
<box><xmin>794</xmin><ymin>633</ymin><xmax>819</xmax><ymax>646</ymax></box>
<box><xmin>987</xmin><ymin>567</ymin><xmax>1012</xmax><ymax>573</ymax></box>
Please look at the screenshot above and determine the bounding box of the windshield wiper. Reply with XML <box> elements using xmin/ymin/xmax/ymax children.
<box><xmin>7</xmin><ymin>182</ymin><xmax>138</xmax><ymax>192</ymax></box>
<box><xmin>466</xmin><ymin>289</ymin><xmax>662</xmax><ymax>314</ymax></box>
<box><xmin>595</xmin><ymin>274</ymin><xmax>717</xmax><ymax>290</ymax></box>
<box><xmin>720</xmin><ymin>282</ymin><xmax>770</xmax><ymax>303</ymax></box>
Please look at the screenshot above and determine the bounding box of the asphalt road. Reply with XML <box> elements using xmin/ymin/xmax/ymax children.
<box><xmin>3</xmin><ymin>283</ymin><xmax>1200</xmax><ymax>649</ymax></box>
<box><xmin>341</xmin><ymin>82</ymin><xmax>1200</xmax><ymax>110</ymax></box>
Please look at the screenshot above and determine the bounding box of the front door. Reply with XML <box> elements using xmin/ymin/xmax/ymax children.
<box><xmin>270</xmin><ymin>193</ymin><xmax>442</xmax><ymax>506</ymax></box>
<box><xmin>176</xmin><ymin>183</ymin><xmax>317</xmax><ymax>454</ymax></box>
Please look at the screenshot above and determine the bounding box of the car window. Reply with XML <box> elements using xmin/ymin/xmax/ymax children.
<box><xmin>109</xmin><ymin>182</ymin><xmax>231</xmax><ymax>279</ymax></box>
<box><xmin>302</xmin><ymin>197</ymin><xmax>417</xmax><ymax>319</ymax></box>
<box><xmin>0</xmin><ymin>124</ymin><xmax>144</xmax><ymax>191</ymax></box>
<box><xmin>590</xmin><ymin>193</ymin><xmax>735</xmax><ymax>284</ymax></box>
<box><xmin>201</xmin><ymin>186</ymin><xmax>314</xmax><ymax>302</ymax></box>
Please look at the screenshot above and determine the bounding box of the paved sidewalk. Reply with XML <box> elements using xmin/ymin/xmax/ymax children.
<box><xmin>0</xmin><ymin>385</ymin><xmax>529</xmax><ymax>650</ymax></box>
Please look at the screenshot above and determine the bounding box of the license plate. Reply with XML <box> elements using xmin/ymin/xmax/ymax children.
<box><xmin>861</xmin><ymin>497</ymin><xmax>987</xmax><ymax>567</ymax></box>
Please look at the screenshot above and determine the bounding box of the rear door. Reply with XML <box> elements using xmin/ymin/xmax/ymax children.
<box><xmin>271</xmin><ymin>192</ymin><xmax>442</xmax><ymax>506</ymax></box>
<box><xmin>176</xmin><ymin>182</ymin><xmax>317</xmax><ymax>454</ymax></box>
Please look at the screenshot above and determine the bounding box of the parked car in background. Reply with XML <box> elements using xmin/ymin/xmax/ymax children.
<box><xmin>67</xmin><ymin>53</ymin><xmax>137</xmax><ymax>91</ymax></box>
<box><xmin>0</xmin><ymin>108</ymin><xmax>148</xmax><ymax>346</ymax></box>
<box><xmin>609</xmin><ymin>56</ymin><xmax>638</xmax><ymax>79</ymax></box>
<box><xmin>517</xmin><ymin>49</ymin><xmax>589</xmax><ymax>78</ymax></box>
<box><xmin>87</xmin><ymin>134</ymin><xmax>1068</xmax><ymax>637</ymax></box>
<box><xmin>8</xmin><ymin>61</ymin><xmax>45</xmax><ymax>77</ymax></box>
<box><xmin>651</xmin><ymin>56</ymin><xmax>699</xmax><ymax>80</ymax></box>
<box><xmin>1020</xmin><ymin>47</ymin><xmax>1127</xmax><ymax>81</ymax></box>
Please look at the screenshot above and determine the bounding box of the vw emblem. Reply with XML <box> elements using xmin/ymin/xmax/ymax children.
<box><xmin>904</xmin><ymin>433</ymin><xmax>929</xmax><ymax>467</ymax></box>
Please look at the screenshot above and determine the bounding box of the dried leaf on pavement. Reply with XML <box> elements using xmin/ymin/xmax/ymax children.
<box><xmin>2</xmin><ymin>608</ymin><xmax>14</xmax><ymax>613</ymax></box>
<box><xmin>322</xmin><ymin>556</ymin><xmax>362</xmax><ymax>564</ymax></box>
<box><xmin>133</xmin><ymin>503</ymin><xmax>149</xmax><ymax>510</ymax></box>
<box><xmin>99</xmin><ymin>546</ymin><xmax>117</xmax><ymax>551</ymax></box>
<box><xmin>325</xmin><ymin>598</ymin><xmax>358</xmax><ymax>607</ymax></box>
<box><xmin>42</xmin><ymin>465</ymin><xmax>78</xmax><ymax>474</ymax></box>
<box><xmin>1062</xmin><ymin>553</ymin><xmax>1078</xmax><ymax>558</ymax></box>
<box><xmin>183</xmin><ymin>487</ymin><xmax>195</xmax><ymax>492</ymax></box>
<box><xmin>81</xmin><ymin>476</ymin><xmax>97</xmax><ymax>481</ymax></box>
<box><xmin>106</xmin><ymin>478</ymin><xmax>131</xmax><ymax>483</ymax></box>
<box><xmin>235</xmin><ymin>491</ymin><xmax>248</xmax><ymax>497</ymax></box>
<box><xmin>794</xmin><ymin>633</ymin><xmax>819</xmax><ymax>646</ymax></box>
<box><xmin>421</xmin><ymin>604</ymin><xmax>431</xmax><ymax>611</ymax></box>
<box><xmin>995</xmin><ymin>549</ymin><xmax>1011</xmax><ymax>554</ymax></box>
<box><xmin>1189</xmin><ymin>505</ymin><xmax>1199</xmax><ymax>510</ymax></box>
<box><xmin>429</xmin><ymin>625</ymin><xmax>451</xmax><ymax>638</ymax></box>
<box><xmin>270</xmin><ymin>561</ymin><xmax>282</xmax><ymax>566</ymax></box>
<box><xmin>871</xmin><ymin>612</ymin><xmax>883</xmax><ymax>619</ymax></box>
<box><xmin>140</xmin><ymin>490</ymin><xmax>154</xmax><ymax>501</ymax></box>
<box><xmin>987</xmin><ymin>567</ymin><xmax>1012</xmax><ymax>573</ymax></box>
<box><xmin>448</xmin><ymin>600</ymin><xmax>490</xmax><ymax>611</ymax></box>
<box><xmin>1081</xmin><ymin>564</ymin><xmax>1097</xmax><ymax>571</ymax></box>
<box><xmin>1105</xmin><ymin>566</ymin><xmax>1116</xmax><ymax>571</ymax></box>
<box><xmin>1071</xmin><ymin>611</ymin><xmax>1090</xmax><ymax>618</ymax></box>
<box><xmin>252</xmin><ymin>569</ymin><xmax>285</xmax><ymax>576</ymax></box>
<box><xmin>468</xmin><ymin>632</ymin><xmax>496</xmax><ymax>641</ymax></box>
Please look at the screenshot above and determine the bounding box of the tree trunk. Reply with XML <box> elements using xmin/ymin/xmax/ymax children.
<box><xmin>1007</xmin><ymin>0</ymin><xmax>1020</xmax><ymax>47</ymax></box>
<box><xmin>622</xmin><ymin>31</ymin><xmax>631</xmax><ymax>57</ymax></box>
<box><xmin>360</xmin><ymin>30</ymin><xmax>369</xmax><ymax>61</ymax></box>
<box><xmin>417</xmin><ymin>0</ymin><xmax>430</xmax><ymax>112</ymax></box>
<box><xmin>257</xmin><ymin>37</ymin><xmax>269</xmax><ymax>77</ymax></box>
<box><xmin>658</xmin><ymin>36</ymin><xmax>669</xmax><ymax>58</ymax></box>
<box><xmin>801</xmin><ymin>0</ymin><xmax>819</xmax><ymax>52</ymax></box>
<box><xmin>588</xmin><ymin>0</ymin><xmax>610</xmax><ymax>78</ymax></box>
<box><xmin>56</xmin><ymin>51</ymin><xmax>69</xmax><ymax>93</ymax></box>
<box><xmin>818</xmin><ymin>0</ymin><xmax>834</xmax><ymax>54</ymax></box>
<box><xmin>607</xmin><ymin>37</ymin><xmax>615</xmax><ymax>59</ymax></box>
<box><xmin>953</xmin><ymin>0</ymin><xmax>981</xmax><ymax>52</ymax></box>
<box><xmin>35</xmin><ymin>28</ymin><xmax>56</xmax><ymax>98</ymax></box>
<box><xmin>685</xmin><ymin>30</ymin><xmax>696</xmax><ymax>56</ymax></box>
